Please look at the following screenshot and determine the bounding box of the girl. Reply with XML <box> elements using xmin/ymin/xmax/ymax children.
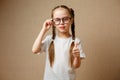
<box><xmin>32</xmin><ymin>5</ymin><xmax>85</xmax><ymax>80</ymax></box>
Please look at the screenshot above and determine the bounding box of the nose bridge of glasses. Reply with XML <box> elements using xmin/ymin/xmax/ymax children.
<box><xmin>56</xmin><ymin>18</ymin><xmax>64</xmax><ymax>25</ymax></box>
<box><xmin>60</xmin><ymin>18</ymin><xmax>64</xmax><ymax>23</ymax></box>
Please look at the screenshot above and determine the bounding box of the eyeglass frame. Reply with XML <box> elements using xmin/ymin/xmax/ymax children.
<box><xmin>52</xmin><ymin>17</ymin><xmax>72</xmax><ymax>25</ymax></box>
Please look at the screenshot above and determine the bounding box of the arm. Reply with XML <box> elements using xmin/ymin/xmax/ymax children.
<box><xmin>72</xmin><ymin>43</ymin><xmax>81</xmax><ymax>69</ymax></box>
<box><xmin>73</xmin><ymin>56</ymin><xmax>81</xmax><ymax>69</ymax></box>
<box><xmin>32</xmin><ymin>19</ymin><xmax>53</xmax><ymax>54</ymax></box>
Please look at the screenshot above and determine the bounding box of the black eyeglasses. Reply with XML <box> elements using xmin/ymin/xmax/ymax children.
<box><xmin>52</xmin><ymin>17</ymin><xmax>71</xmax><ymax>25</ymax></box>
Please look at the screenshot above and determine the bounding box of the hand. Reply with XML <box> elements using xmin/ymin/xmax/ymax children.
<box><xmin>72</xmin><ymin>43</ymin><xmax>80</xmax><ymax>58</ymax></box>
<box><xmin>42</xmin><ymin>19</ymin><xmax>53</xmax><ymax>32</ymax></box>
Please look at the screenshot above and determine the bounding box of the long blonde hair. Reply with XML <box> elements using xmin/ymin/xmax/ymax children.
<box><xmin>49</xmin><ymin>5</ymin><xmax>75</xmax><ymax>67</ymax></box>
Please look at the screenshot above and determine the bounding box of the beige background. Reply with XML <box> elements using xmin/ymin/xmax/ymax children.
<box><xmin>0</xmin><ymin>0</ymin><xmax>120</xmax><ymax>80</ymax></box>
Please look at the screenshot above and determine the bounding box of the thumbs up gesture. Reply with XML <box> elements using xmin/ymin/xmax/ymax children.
<box><xmin>72</xmin><ymin>43</ymin><xmax>80</xmax><ymax>58</ymax></box>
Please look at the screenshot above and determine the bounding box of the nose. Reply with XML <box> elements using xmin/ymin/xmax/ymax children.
<box><xmin>59</xmin><ymin>19</ymin><xmax>64</xmax><ymax>25</ymax></box>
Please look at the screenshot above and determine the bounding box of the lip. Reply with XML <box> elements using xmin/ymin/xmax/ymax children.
<box><xmin>59</xmin><ymin>26</ymin><xmax>65</xmax><ymax>30</ymax></box>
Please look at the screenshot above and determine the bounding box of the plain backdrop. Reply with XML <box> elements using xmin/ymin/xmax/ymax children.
<box><xmin>0</xmin><ymin>0</ymin><xmax>120</xmax><ymax>80</ymax></box>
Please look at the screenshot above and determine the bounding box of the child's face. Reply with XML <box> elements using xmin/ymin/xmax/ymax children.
<box><xmin>52</xmin><ymin>8</ymin><xmax>73</xmax><ymax>33</ymax></box>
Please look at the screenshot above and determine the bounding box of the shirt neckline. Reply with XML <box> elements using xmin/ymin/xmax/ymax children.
<box><xmin>56</xmin><ymin>35</ymin><xmax>72</xmax><ymax>41</ymax></box>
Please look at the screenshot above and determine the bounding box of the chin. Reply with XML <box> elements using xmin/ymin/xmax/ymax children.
<box><xmin>59</xmin><ymin>30</ymin><xmax>67</xmax><ymax>33</ymax></box>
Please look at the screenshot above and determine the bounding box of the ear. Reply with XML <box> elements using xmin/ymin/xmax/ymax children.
<box><xmin>70</xmin><ymin>18</ymin><xmax>74</xmax><ymax>24</ymax></box>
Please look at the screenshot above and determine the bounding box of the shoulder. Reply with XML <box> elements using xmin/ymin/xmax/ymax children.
<box><xmin>45</xmin><ymin>35</ymin><xmax>52</xmax><ymax>40</ymax></box>
<box><xmin>43</xmin><ymin>35</ymin><xmax>52</xmax><ymax>44</ymax></box>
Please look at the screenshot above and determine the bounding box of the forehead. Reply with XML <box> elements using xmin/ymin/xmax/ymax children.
<box><xmin>53</xmin><ymin>8</ymin><xmax>71</xmax><ymax>18</ymax></box>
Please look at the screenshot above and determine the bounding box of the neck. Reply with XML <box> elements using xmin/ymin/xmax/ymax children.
<box><xmin>57</xmin><ymin>32</ymin><xmax>71</xmax><ymax>38</ymax></box>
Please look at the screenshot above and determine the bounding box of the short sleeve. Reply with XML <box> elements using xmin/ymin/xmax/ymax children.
<box><xmin>75</xmin><ymin>38</ymin><xmax>86</xmax><ymax>59</ymax></box>
<box><xmin>39</xmin><ymin>35</ymin><xmax>52</xmax><ymax>54</ymax></box>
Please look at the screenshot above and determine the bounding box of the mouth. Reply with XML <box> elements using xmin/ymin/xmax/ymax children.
<box><xmin>59</xmin><ymin>26</ymin><xmax>65</xmax><ymax>30</ymax></box>
<box><xmin>59</xmin><ymin>27</ymin><xmax>65</xmax><ymax>29</ymax></box>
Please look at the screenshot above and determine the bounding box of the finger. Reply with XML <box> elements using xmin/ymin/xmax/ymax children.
<box><xmin>74</xmin><ymin>42</ymin><xmax>79</xmax><ymax>48</ymax></box>
<box><xmin>46</xmin><ymin>20</ymin><xmax>53</xmax><ymax>27</ymax></box>
<box><xmin>47</xmin><ymin>20</ymin><xmax>52</xmax><ymax>25</ymax></box>
<box><xmin>50</xmin><ymin>20</ymin><xmax>54</xmax><ymax>26</ymax></box>
<box><xmin>73</xmin><ymin>53</ymin><xmax>80</xmax><ymax>56</ymax></box>
<box><xmin>73</xmin><ymin>52</ymin><xmax>80</xmax><ymax>57</ymax></box>
<box><xmin>73</xmin><ymin>44</ymin><xmax>79</xmax><ymax>51</ymax></box>
<box><xmin>73</xmin><ymin>48</ymin><xmax>79</xmax><ymax>51</ymax></box>
<box><xmin>72</xmin><ymin>48</ymin><xmax>80</xmax><ymax>54</ymax></box>
<box><xmin>74</xmin><ymin>50</ymin><xmax>80</xmax><ymax>53</ymax></box>
<box><xmin>73</xmin><ymin>50</ymin><xmax>80</xmax><ymax>54</ymax></box>
<box><xmin>73</xmin><ymin>44</ymin><xmax>77</xmax><ymax>51</ymax></box>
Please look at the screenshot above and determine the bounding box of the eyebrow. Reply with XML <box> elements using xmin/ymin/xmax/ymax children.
<box><xmin>53</xmin><ymin>16</ymin><xmax>71</xmax><ymax>19</ymax></box>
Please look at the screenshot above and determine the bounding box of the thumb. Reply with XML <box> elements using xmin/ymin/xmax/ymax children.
<box><xmin>74</xmin><ymin>42</ymin><xmax>79</xmax><ymax>48</ymax></box>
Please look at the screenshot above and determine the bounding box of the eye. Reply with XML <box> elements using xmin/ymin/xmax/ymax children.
<box><xmin>63</xmin><ymin>17</ymin><xmax>71</xmax><ymax>22</ymax></box>
<box><xmin>64</xmin><ymin>17</ymin><xmax>71</xmax><ymax>20</ymax></box>
<box><xmin>54</xmin><ymin>18</ymin><xmax>61</xmax><ymax>22</ymax></box>
<box><xmin>64</xmin><ymin>17</ymin><xmax>69</xmax><ymax>20</ymax></box>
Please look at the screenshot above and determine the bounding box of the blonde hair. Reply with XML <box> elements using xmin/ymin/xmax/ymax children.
<box><xmin>49</xmin><ymin>5</ymin><xmax>75</xmax><ymax>67</ymax></box>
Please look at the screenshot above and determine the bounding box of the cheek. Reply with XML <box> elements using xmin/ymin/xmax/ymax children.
<box><xmin>66</xmin><ymin>23</ymin><xmax>72</xmax><ymax>28</ymax></box>
<box><xmin>64</xmin><ymin>25</ymin><xmax>71</xmax><ymax>31</ymax></box>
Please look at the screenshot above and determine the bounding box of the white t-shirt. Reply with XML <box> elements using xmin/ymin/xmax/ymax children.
<box><xmin>39</xmin><ymin>35</ymin><xmax>85</xmax><ymax>80</ymax></box>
